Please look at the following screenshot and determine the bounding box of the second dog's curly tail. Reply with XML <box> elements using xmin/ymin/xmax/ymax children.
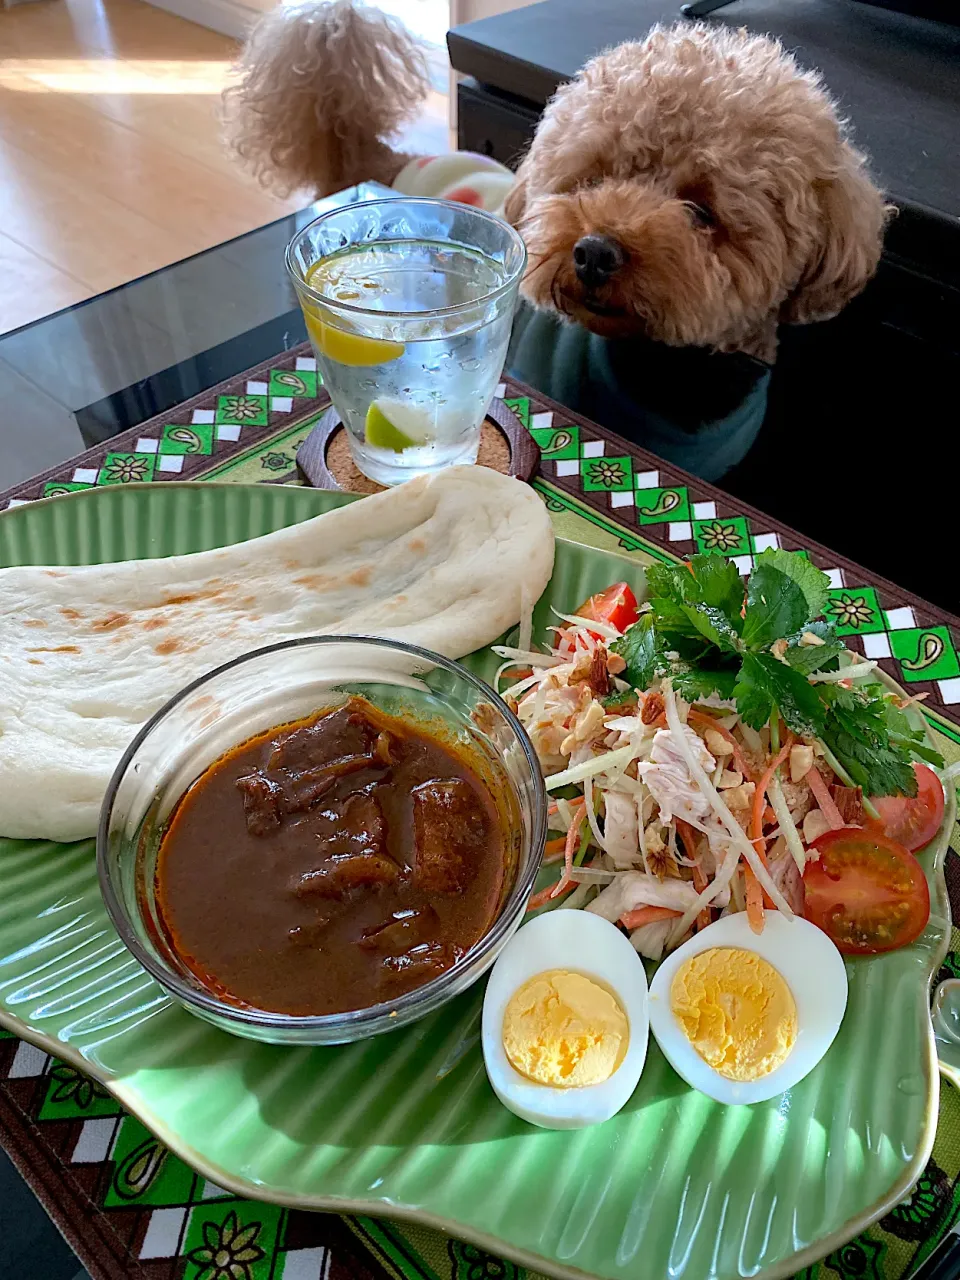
<box><xmin>224</xmin><ymin>0</ymin><xmax>430</xmax><ymax>197</ymax></box>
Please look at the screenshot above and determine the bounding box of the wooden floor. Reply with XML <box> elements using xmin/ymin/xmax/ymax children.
<box><xmin>0</xmin><ymin>0</ymin><xmax>449</xmax><ymax>336</ymax></box>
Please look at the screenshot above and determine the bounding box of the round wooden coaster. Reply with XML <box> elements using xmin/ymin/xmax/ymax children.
<box><xmin>296</xmin><ymin>399</ymin><xmax>540</xmax><ymax>494</ymax></box>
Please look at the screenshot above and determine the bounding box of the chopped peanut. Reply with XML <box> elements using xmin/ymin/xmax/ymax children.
<box><xmin>780</xmin><ymin>777</ymin><xmax>814</xmax><ymax>822</ymax></box>
<box><xmin>800</xmin><ymin>630</ymin><xmax>826</xmax><ymax>646</ymax></box>
<box><xmin>725</xmin><ymin>781</ymin><xmax>756</xmax><ymax>811</ymax></box>
<box><xmin>606</xmin><ymin>652</ymin><xmax>626</xmax><ymax>675</ymax></box>
<box><xmin>704</xmin><ymin>728</ymin><xmax>734</xmax><ymax>757</ymax></box>
<box><xmin>803</xmin><ymin>809</ymin><xmax>832</xmax><ymax>845</ymax></box>
<box><xmin>560</xmin><ymin>699</ymin><xmax>605</xmax><ymax>755</ymax></box>
<box><xmin>789</xmin><ymin>744</ymin><xmax>814</xmax><ymax>784</ymax></box>
<box><xmin>644</xmin><ymin>824</ymin><xmax>664</xmax><ymax>852</ymax></box>
<box><xmin>717</xmin><ymin>769</ymin><xmax>744</xmax><ymax>789</ymax></box>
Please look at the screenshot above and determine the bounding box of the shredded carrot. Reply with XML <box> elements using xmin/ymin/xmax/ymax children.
<box><xmin>751</xmin><ymin>735</ymin><xmax>795</xmax><ymax>859</ymax></box>
<box><xmin>763</xmin><ymin>804</ymin><xmax>776</xmax><ymax>826</ymax></box>
<box><xmin>545</xmin><ymin>797</ymin><xmax>582</xmax><ymax>824</ymax></box>
<box><xmin>676</xmin><ymin>819</ymin><xmax>698</xmax><ymax>861</ymax></box>
<box><xmin>807</xmin><ymin>765</ymin><xmax>846</xmax><ymax>829</ymax></box>
<box><xmin>550</xmin><ymin>806</ymin><xmax>586</xmax><ymax>900</ymax></box>
<box><xmin>676</xmin><ymin>819</ymin><xmax>713</xmax><ymax>931</ymax></box>
<box><xmin>527</xmin><ymin>804</ymin><xmax>589</xmax><ymax>909</ymax></box>
<box><xmin>688</xmin><ymin>709</ymin><xmax>755</xmax><ymax>781</ymax></box>
<box><xmin>537</xmin><ymin>803</ymin><xmax>591</xmax><ymax>906</ymax></box>
<box><xmin>744</xmin><ymin>866</ymin><xmax>764</xmax><ymax>933</ymax></box>
<box><xmin>693</xmin><ymin>864</ymin><xmax>712</xmax><ymax>930</ymax></box>
<box><xmin>527</xmin><ymin>880</ymin><xmax>574</xmax><ymax>910</ymax></box>
<box><xmin>620</xmin><ymin>905</ymin><xmax>683</xmax><ymax>930</ymax></box>
<box><xmin>741</xmin><ymin>733</ymin><xmax>795</xmax><ymax>920</ymax></box>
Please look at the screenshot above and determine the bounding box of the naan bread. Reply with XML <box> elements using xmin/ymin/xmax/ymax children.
<box><xmin>0</xmin><ymin>467</ymin><xmax>554</xmax><ymax>841</ymax></box>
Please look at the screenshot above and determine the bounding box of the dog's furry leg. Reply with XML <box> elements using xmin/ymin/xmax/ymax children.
<box><xmin>223</xmin><ymin>0</ymin><xmax>430</xmax><ymax>198</ymax></box>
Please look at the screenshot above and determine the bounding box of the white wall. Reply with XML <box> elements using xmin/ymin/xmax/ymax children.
<box><xmin>142</xmin><ymin>0</ymin><xmax>539</xmax><ymax>47</ymax></box>
<box><xmin>141</xmin><ymin>0</ymin><xmax>272</xmax><ymax>40</ymax></box>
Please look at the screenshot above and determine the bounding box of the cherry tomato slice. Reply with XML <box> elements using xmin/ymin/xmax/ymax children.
<box><xmin>869</xmin><ymin>763</ymin><xmax>945</xmax><ymax>853</ymax></box>
<box><xmin>575</xmin><ymin>582</ymin><xmax>639</xmax><ymax>634</ymax></box>
<box><xmin>803</xmin><ymin>828</ymin><xmax>930</xmax><ymax>955</ymax></box>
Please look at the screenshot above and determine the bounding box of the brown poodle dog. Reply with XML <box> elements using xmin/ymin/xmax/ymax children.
<box><xmin>503</xmin><ymin>23</ymin><xmax>887</xmax><ymax>363</ymax></box>
<box><xmin>225</xmin><ymin>6</ymin><xmax>888</xmax><ymax>478</ymax></box>
<box><xmin>224</xmin><ymin>1</ymin><xmax>431</xmax><ymax>197</ymax></box>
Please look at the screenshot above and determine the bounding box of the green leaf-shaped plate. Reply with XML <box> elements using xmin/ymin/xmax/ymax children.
<box><xmin>0</xmin><ymin>483</ymin><xmax>953</xmax><ymax>1280</ymax></box>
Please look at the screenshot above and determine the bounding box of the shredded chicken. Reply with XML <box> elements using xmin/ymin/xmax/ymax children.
<box><xmin>604</xmin><ymin>792</ymin><xmax>641</xmax><ymax>868</ymax></box>
<box><xmin>586</xmin><ymin>871</ymin><xmax>700</xmax><ymax>922</ymax></box>
<box><xmin>637</xmin><ymin>726</ymin><xmax>716</xmax><ymax>826</ymax></box>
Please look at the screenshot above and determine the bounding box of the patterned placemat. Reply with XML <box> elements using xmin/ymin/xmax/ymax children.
<box><xmin>1</xmin><ymin>344</ymin><xmax>959</xmax><ymax>1280</ymax></box>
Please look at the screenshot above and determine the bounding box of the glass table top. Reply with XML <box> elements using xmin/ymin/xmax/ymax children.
<box><xmin>0</xmin><ymin>183</ymin><xmax>396</xmax><ymax>492</ymax></box>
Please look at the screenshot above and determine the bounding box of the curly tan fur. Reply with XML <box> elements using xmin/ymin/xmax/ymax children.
<box><xmin>223</xmin><ymin>0</ymin><xmax>429</xmax><ymax>197</ymax></box>
<box><xmin>505</xmin><ymin>24</ymin><xmax>889</xmax><ymax>360</ymax></box>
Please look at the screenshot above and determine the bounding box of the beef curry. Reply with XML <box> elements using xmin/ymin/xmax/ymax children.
<box><xmin>154</xmin><ymin>697</ymin><xmax>506</xmax><ymax>1016</ymax></box>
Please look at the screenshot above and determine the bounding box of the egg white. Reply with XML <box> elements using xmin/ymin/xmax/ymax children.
<box><xmin>481</xmin><ymin>910</ymin><xmax>649</xmax><ymax>1129</ymax></box>
<box><xmin>648</xmin><ymin>910</ymin><xmax>848</xmax><ymax>1105</ymax></box>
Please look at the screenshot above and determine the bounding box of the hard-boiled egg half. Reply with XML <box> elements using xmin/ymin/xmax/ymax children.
<box><xmin>481</xmin><ymin>910</ymin><xmax>649</xmax><ymax>1128</ymax></box>
<box><xmin>649</xmin><ymin>910</ymin><xmax>848</xmax><ymax>1105</ymax></box>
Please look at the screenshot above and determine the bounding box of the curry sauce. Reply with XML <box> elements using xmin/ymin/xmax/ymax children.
<box><xmin>154</xmin><ymin>697</ymin><xmax>506</xmax><ymax>1016</ymax></box>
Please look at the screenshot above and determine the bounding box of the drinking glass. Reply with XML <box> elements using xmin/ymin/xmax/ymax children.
<box><xmin>286</xmin><ymin>198</ymin><xmax>526</xmax><ymax>486</ymax></box>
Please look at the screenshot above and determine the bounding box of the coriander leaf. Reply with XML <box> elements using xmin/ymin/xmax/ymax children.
<box><xmin>678</xmin><ymin>603</ymin><xmax>743</xmax><ymax>653</ymax></box>
<box><xmin>732</xmin><ymin>655</ymin><xmax>775</xmax><ymax>729</ymax></box>
<box><xmin>819</xmin><ymin>684</ymin><xmax>920</xmax><ymax>797</ymax></box>
<box><xmin>880</xmin><ymin>698</ymin><xmax>916</xmax><ymax>739</ymax></box>
<box><xmin>651</xmin><ymin>598</ymin><xmax>709</xmax><ymax>640</ymax></box>
<box><xmin>687</xmin><ymin>554</ymin><xmax>745</xmax><ymax>625</ymax></box>
<box><xmin>741</xmin><ymin>565</ymin><xmax>810</xmax><ymax>649</ymax></box>
<box><xmin>896</xmin><ymin>738</ymin><xmax>946</xmax><ymax>769</ymax></box>
<box><xmin>662</xmin><ymin>633</ymin><xmax>721</xmax><ymax>666</ymax></box>
<box><xmin>782</xmin><ymin>621</ymin><xmax>844</xmax><ymax>675</ymax></box>
<box><xmin>644</xmin><ymin>562</ymin><xmax>689</xmax><ymax>607</ymax></box>
<box><xmin>880</xmin><ymin>699</ymin><xmax>945</xmax><ymax>770</ymax></box>
<box><xmin>601</xmin><ymin>691</ymin><xmax>637</xmax><ymax>709</ymax></box>
<box><xmin>753</xmin><ymin>549</ymin><xmax>831</xmax><ymax>620</ymax></box>
<box><xmin>674</xmin><ymin>666</ymin><xmax>738</xmax><ymax>703</ymax></box>
<box><xmin>733</xmin><ymin>652</ymin><xmax>826</xmax><ymax>735</ymax></box>
<box><xmin>611</xmin><ymin>614</ymin><xmax>655</xmax><ymax>688</ymax></box>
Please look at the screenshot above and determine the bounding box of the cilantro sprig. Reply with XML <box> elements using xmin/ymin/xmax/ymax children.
<box><xmin>611</xmin><ymin>551</ymin><xmax>942</xmax><ymax>797</ymax></box>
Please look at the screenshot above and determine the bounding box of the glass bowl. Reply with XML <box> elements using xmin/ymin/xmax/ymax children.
<box><xmin>97</xmin><ymin>636</ymin><xmax>546</xmax><ymax>1045</ymax></box>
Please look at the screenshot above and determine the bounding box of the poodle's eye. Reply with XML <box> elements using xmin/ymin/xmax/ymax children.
<box><xmin>688</xmin><ymin>202</ymin><xmax>716</xmax><ymax>229</ymax></box>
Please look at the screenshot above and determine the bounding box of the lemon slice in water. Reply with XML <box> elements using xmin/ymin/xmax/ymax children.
<box><xmin>365</xmin><ymin>400</ymin><xmax>434</xmax><ymax>453</ymax></box>
<box><xmin>303</xmin><ymin>308</ymin><xmax>404</xmax><ymax>368</ymax></box>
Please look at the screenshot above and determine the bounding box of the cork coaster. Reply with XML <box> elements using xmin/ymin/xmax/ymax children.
<box><xmin>323</xmin><ymin>420</ymin><xmax>510</xmax><ymax>494</ymax></box>
<box><xmin>296</xmin><ymin>399</ymin><xmax>540</xmax><ymax>493</ymax></box>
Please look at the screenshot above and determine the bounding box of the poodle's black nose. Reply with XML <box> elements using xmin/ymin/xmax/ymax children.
<box><xmin>573</xmin><ymin>235</ymin><xmax>625</xmax><ymax>289</ymax></box>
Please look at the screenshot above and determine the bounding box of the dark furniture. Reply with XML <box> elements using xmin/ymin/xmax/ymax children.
<box><xmin>448</xmin><ymin>0</ymin><xmax>960</xmax><ymax>613</ymax></box>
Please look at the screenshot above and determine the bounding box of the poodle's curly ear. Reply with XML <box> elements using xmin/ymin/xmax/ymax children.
<box><xmin>782</xmin><ymin>142</ymin><xmax>890</xmax><ymax>325</ymax></box>
<box><xmin>502</xmin><ymin>162</ymin><xmax>529</xmax><ymax>228</ymax></box>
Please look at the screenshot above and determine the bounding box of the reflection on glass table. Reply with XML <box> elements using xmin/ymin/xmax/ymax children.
<box><xmin>0</xmin><ymin>183</ymin><xmax>396</xmax><ymax>490</ymax></box>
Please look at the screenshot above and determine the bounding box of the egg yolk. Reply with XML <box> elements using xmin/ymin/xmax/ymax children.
<box><xmin>502</xmin><ymin>969</ymin><xmax>629</xmax><ymax>1088</ymax></box>
<box><xmin>670</xmin><ymin>947</ymin><xmax>797</xmax><ymax>1082</ymax></box>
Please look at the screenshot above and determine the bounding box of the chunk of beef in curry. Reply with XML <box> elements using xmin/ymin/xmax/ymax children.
<box><xmin>154</xmin><ymin>697</ymin><xmax>505</xmax><ymax>1016</ymax></box>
